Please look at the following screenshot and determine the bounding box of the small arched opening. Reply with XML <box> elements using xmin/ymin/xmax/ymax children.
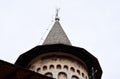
<box><xmin>50</xmin><ymin>65</ymin><xmax>54</xmax><ymax>69</ymax></box>
<box><xmin>70</xmin><ymin>67</ymin><xmax>75</xmax><ymax>72</ymax></box>
<box><xmin>77</xmin><ymin>70</ymin><xmax>80</xmax><ymax>75</ymax></box>
<box><xmin>82</xmin><ymin>73</ymin><xmax>84</xmax><ymax>78</ymax></box>
<box><xmin>63</xmin><ymin>65</ymin><xmax>68</xmax><ymax>70</ymax></box>
<box><xmin>43</xmin><ymin>66</ymin><xmax>47</xmax><ymax>71</ymax></box>
<box><xmin>37</xmin><ymin>67</ymin><xmax>41</xmax><ymax>72</ymax></box>
<box><xmin>57</xmin><ymin>64</ymin><xmax>61</xmax><ymax>69</ymax></box>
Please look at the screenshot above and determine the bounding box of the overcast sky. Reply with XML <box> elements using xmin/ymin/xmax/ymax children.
<box><xmin>0</xmin><ymin>0</ymin><xmax>120</xmax><ymax>79</ymax></box>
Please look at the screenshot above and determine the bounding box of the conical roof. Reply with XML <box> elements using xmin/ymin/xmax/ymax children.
<box><xmin>43</xmin><ymin>20</ymin><xmax>71</xmax><ymax>45</ymax></box>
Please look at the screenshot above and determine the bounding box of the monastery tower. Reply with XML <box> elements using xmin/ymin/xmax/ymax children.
<box><xmin>15</xmin><ymin>11</ymin><xmax>102</xmax><ymax>79</ymax></box>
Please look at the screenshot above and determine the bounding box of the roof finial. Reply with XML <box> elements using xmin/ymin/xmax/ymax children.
<box><xmin>55</xmin><ymin>8</ymin><xmax>60</xmax><ymax>21</ymax></box>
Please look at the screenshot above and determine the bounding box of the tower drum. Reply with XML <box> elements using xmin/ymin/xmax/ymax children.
<box><xmin>28</xmin><ymin>52</ymin><xmax>89</xmax><ymax>79</ymax></box>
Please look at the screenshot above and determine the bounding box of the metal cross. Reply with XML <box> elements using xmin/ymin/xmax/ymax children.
<box><xmin>55</xmin><ymin>8</ymin><xmax>60</xmax><ymax>21</ymax></box>
<box><xmin>56</xmin><ymin>8</ymin><xmax>60</xmax><ymax>17</ymax></box>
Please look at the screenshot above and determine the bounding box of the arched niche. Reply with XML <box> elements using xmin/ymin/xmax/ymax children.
<box><xmin>45</xmin><ymin>72</ymin><xmax>53</xmax><ymax>77</ymax></box>
<box><xmin>58</xmin><ymin>72</ymin><xmax>67</xmax><ymax>79</ymax></box>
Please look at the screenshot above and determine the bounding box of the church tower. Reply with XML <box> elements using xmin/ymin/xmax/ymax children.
<box><xmin>15</xmin><ymin>11</ymin><xmax>102</xmax><ymax>79</ymax></box>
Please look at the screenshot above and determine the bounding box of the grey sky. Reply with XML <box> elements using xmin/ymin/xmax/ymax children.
<box><xmin>0</xmin><ymin>0</ymin><xmax>120</xmax><ymax>79</ymax></box>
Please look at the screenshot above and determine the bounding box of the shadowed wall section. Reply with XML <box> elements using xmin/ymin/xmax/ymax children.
<box><xmin>0</xmin><ymin>60</ymin><xmax>53</xmax><ymax>79</ymax></box>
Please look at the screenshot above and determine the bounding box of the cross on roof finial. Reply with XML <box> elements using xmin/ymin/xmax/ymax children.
<box><xmin>55</xmin><ymin>8</ymin><xmax>60</xmax><ymax>21</ymax></box>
